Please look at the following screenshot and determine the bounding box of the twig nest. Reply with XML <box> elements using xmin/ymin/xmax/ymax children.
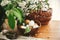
<box><xmin>25</xmin><ymin>20</ymin><xmax>40</xmax><ymax>29</ymax></box>
<box><xmin>18</xmin><ymin>19</ymin><xmax>41</xmax><ymax>36</ymax></box>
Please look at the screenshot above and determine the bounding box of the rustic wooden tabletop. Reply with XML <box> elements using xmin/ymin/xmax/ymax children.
<box><xmin>34</xmin><ymin>20</ymin><xmax>60</xmax><ymax>40</ymax></box>
<box><xmin>0</xmin><ymin>20</ymin><xmax>60</xmax><ymax>40</ymax></box>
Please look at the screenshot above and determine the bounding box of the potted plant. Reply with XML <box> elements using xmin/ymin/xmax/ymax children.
<box><xmin>0</xmin><ymin>0</ymin><xmax>41</xmax><ymax>38</ymax></box>
<box><xmin>0</xmin><ymin>0</ymin><xmax>25</xmax><ymax>39</ymax></box>
<box><xmin>26</xmin><ymin>0</ymin><xmax>52</xmax><ymax>25</ymax></box>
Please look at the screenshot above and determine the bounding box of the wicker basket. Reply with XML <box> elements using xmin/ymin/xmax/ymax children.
<box><xmin>26</xmin><ymin>8</ymin><xmax>52</xmax><ymax>25</ymax></box>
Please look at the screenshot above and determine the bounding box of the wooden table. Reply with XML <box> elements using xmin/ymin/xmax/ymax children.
<box><xmin>34</xmin><ymin>20</ymin><xmax>60</xmax><ymax>40</ymax></box>
<box><xmin>0</xmin><ymin>20</ymin><xmax>60</xmax><ymax>40</ymax></box>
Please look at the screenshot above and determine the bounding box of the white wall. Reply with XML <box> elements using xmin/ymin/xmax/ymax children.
<box><xmin>49</xmin><ymin>0</ymin><xmax>60</xmax><ymax>20</ymax></box>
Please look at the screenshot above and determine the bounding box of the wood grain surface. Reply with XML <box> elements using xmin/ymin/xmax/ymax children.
<box><xmin>34</xmin><ymin>20</ymin><xmax>60</xmax><ymax>40</ymax></box>
<box><xmin>0</xmin><ymin>20</ymin><xmax>60</xmax><ymax>40</ymax></box>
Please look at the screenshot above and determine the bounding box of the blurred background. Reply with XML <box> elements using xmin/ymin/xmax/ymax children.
<box><xmin>49</xmin><ymin>0</ymin><xmax>60</xmax><ymax>20</ymax></box>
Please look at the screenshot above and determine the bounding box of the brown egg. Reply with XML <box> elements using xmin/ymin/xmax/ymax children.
<box><xmin>25</xmin><ymin>19</ymin><xmax>30</xmax><ymax>24</ymax></box>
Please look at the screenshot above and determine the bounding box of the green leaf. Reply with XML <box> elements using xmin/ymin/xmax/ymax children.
<box><xmin>12</xmin><ymin>8</ymin><xmax>24</xmax><ymax>24</ymax></box>
<box><xmin>37</xmin><ymin>2</ymin><xmax>42</xmax><ymax>9</ymax></box>
<box><xmin>24</xmin><ymin>27</ymin><xmax>31</xmax><ymax>34</ymax></box>
<box><xmin>8</xmin><ymin>13</ymin><xmax>15</xmax><ymax>30</ymax></box>
<box><xmin>4</xmin><ymin>4</ymin><xmax>13</xmax><ymax>10</ymax></box>
<box><xmin>45</xmin><ymin>0</ymin><xmax>48</xmax><ymax>2</ymax></box>
<box><xmin>16</xmin><ymin>7</ymin><xmax>24</xmax><ymax>18</ymax></box>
